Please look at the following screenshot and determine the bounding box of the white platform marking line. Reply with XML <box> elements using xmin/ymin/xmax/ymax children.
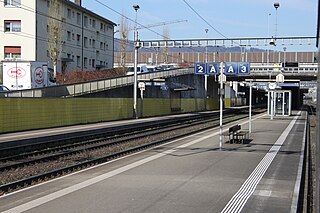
<box><xmin>221</xmin><ymin>113</ymin><xmax>300</xmax><ymax>213</ymax></box>
<box><xmin>1</xmin><ymin>113</ymin><xmax>266</xmax><ymax>213</ymax></box>
<box><xmin>2</xmin><ymin>132</ymin><xmax>216</xmax><ymax>213</ymax></box>
<box><xmin>290</xmin><ymin>112</ymin><xmax>307</xmax><ymax>213</ymax></box>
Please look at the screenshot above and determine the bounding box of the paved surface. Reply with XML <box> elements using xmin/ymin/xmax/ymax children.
<box><xmin>0</xmin><ymin>111</ymin><xmax>306</xmax><ymax>213</ymax></box>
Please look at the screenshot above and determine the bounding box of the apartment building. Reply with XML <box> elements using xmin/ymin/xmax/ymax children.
<box><xmin>1</xmin><ymin>0</ymin><xmax>116</xmax><ymax>72</ymax></box>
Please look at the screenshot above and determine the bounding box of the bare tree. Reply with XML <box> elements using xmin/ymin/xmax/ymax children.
<box><xmin>119</xmin><ymin>15</ymin><xmax>129</xmax><ymax>71</ymax></box>
<box><xmin>48</xmin><ymin>0</ymin><xmax>63</xmax><ymax>77</ymax></box>
<box><xmin>162</xmin><ymin>26</ymin><xmax>170</xmax><ymax>64</ymax></box>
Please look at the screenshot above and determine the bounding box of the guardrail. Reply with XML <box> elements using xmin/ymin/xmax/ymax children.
<box><xmin>1</xmin><ymin>68</ymin><xmax>193</xmax><ymax>98</ymax></box>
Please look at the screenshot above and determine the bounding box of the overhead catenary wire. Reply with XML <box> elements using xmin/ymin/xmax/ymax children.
<box><xmin>182</xmin><ymin>0</ymin><xmax>229</xmax><ymax>40</ymax></box>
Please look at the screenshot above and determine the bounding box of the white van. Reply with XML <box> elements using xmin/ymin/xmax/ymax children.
<box><xmin>126</xmin><ymin>65</ymin><xmax>148</xmax><ymax>75</ymax></box>
<box><xmin>146</xmin><ymin>65</ymin><xmax>157</xmax><ymax>72</ymax></box>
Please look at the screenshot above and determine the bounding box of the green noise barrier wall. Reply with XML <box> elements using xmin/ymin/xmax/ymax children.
<box><xmin>0</xmin><ymin>98</ymin><xmax>219</xmax><ymax>133</ymax></box>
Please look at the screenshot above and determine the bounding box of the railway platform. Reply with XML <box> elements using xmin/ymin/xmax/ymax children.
<box><xmin>0</xmin><ymin>110</ymin><xmax>306</xmax><ymax>213</ymax></box>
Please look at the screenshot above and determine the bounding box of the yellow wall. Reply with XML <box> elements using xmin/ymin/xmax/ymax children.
<box><xmin>0</xmin><ymin>98</ymin><xmax>221</xmax><ymax>133</ymax></box>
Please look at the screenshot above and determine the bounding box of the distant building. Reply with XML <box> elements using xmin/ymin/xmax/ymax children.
<box><xmin>0</xmin><ymin>0</ymin><xmax>116</xmax><ymax>72</ymax></box>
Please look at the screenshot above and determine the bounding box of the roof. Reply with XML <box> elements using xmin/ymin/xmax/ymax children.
<box><xmin>64</xmin><ymin>0</ymin><xmax>117</xmax><ymax>27</ymax></box>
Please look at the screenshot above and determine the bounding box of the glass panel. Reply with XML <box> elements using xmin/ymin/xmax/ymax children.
<box><xmin>275</xmin><ymin>92</ymin><xmax>283</xmax><ymax>115</ymax></box>
<box><xmin>12</xmin><ymin>21</ymin><xmax>21</xmax><ymax>32</ymax></box>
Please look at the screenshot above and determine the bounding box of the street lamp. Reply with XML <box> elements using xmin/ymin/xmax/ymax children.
<box><xmin>274</xmin><ymin>2</ymin><xmax>280</xmax><ymax>38</ymax></box>
<box><xmin>133</xmin><ymin>4</ymin><xmax>140</xmax><ymax>119</ymax></box>
<box><xmin>269</xmin><ymin>3</ymin><xmax>280</xmax><ymax>46</ymax></box>
<box><xmin>204</xmin><ymin>29</ymin><xmax>208</xmax><ymax>110</ymax></box>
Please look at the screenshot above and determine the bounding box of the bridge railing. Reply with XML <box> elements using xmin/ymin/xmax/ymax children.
<box><xmin>1</xmin><ymin>64</ymin><xmax>316</xmax><ymax>98</ymax></box>
<box><xmin>1</xmin><ymin>68</ymin><xmax>192</xmax><ymax>98</ymax></box>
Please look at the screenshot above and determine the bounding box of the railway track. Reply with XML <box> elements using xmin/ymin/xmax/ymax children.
<box><xmin>0</xmin><ymin>108</ymin><xmax>265</xmax><ymax>195</ymax></box>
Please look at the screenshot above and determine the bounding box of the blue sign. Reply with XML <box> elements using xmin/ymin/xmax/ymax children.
<box><xmin>194</xmin><ymin>62</ymin><xmax>250</xmax><ymax>75</ymax></box>
<box><xmin>194</xmin><ymin>63</ymin><xmax>206</xmax><ymax>75</ymax></box>
<box><xmin>238</xmin><ymin>63</ymin><xmax>250</xmax><ymax>75</ymax></box>
<box><xmin>206</xmin><ymin>63</ymin><xmax>220</xmax><ymax>75</ymax></box>
<box><xmin>225</xmin><ymin>62</ymin><xmax>238</xmax><ymax>75</ymax></box>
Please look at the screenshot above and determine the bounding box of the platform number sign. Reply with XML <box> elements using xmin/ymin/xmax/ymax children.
<box><xmin>194</xmin><ymin>63</ymin><xmax>206</xmax><ymax>75</ymax></box>
<box><xmin>238</xmin><ymin>63</ymin><xmax>250</xmax><ymax>75</ymax></box>
<box><xmin>194</xmin><ymin>62</ymin><xmax>250</xmax><ymax>75</ymax></box>
<box><xmin>225</xmin><ymin>62</ymin><xmax>238</xmax><ymax>75</ymax></box>
<box><xmin>206</xmin><ymin>63</ymin><xmax>220</xmax><ymax>75</ymax></box>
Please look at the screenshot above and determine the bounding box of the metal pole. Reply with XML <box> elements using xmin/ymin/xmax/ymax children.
<box><xmin>316</xmin><ymin>43</ymin><xmax>320</xmax><ymax>213</ymax></box>
<box><xmin>267</xmin><ymin>13</ymin><xmax>271</xmax><ymax>64</ymax></box>
<box><xmin>205</xmin><ymin>29</ymin><xmax>208</xmax><ymax>110</ymax></box>
<box><xmin>134</xmin><ymin>46</ymin><xmax>138</xmax><ymax>119</ymax></box>
<box><xmin>140</xmin><ymin>88</ymin><xmax>143</xmax><ymax>118</ymax></box>
<box><xmin>219</xmin><ymin>62</ymin><xmax>224</xmax><ymax>150</ymax></box>
<box><xmin>249</xmin><ymin>80</ymin><xmax>252</xmax><ymax>134</ymax></box>
<box><xmin>271</xmin><ymin>90</ymin><xmax>274</xmax><ymax>120</ymax></box>
<box><xmin>283</xmin><ymin>47</ymin><xmax>286</xmax><ymax>65</ymax></box>
<box><xmin>133</xmin><ymin>5</ymin><xmax>140</xmax><ymax>119</ymax></box>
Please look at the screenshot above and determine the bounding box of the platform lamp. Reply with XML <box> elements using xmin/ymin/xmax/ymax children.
<box><xmin>133</xmin><ymin>4</ymin><xmax>140</xmax><ymax>119</ymax></box>
<box><xmin>205</xmin><ymin>28</ymin><xmax>209</xmax><ymax>110</ymax></box>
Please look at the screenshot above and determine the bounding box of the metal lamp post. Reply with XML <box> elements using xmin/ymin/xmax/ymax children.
<box><xmin>269</xmin><ymin>3</ymin><xmax>280</xmax><ymax>46</ymax></box>
<box><xmin>267</xmin><ymin>13</ymin><xmax>271</xmax><ymax>64</ymax></box>
<box><xmin>205</xmin><ymin>29</ymin><xmax>208</xmax><ymax>110</ymax></box>
<box><xmin>274</xmin><ymin>2</ymin><xmax>280</xmax><ymax>38</ymax></box>
<box><xmin>219</xmin><ymin>62</ymin><xmax>225</xmax><ymax>150</ymax></box>
<box><xmin>133</xmin><ymin>4</ymin><xmax>140</xmax><ymax>119</ymax></box>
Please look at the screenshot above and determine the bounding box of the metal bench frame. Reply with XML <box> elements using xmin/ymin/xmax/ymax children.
<box><xmin>223</xmin><ymin>125</ymin><xmax>249</xmax><ymax>144</ymax></box>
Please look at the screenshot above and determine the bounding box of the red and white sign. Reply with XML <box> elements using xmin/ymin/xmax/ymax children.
<box><xmin>34</xmin><ymin>67</ymin><xmax>44</xmax><ymax>84</ymax></box>
<box><xmin>7</xmin><ymin>67</ymin><xmax>26</xmax><ymax>79</ymax></box>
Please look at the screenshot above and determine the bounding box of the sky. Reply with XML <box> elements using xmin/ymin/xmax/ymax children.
<box><xmin>82</xmin><ymin>0</ymin><xmax>318</xmax><ymax>51</ymax></box>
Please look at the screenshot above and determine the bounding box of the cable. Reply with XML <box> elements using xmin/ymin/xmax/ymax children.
<box><xmin>182</xmin><ymin>0</ymin><xmax>228</xmax><ymax>39</ymax></box>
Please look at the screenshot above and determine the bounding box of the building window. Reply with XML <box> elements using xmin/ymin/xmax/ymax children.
<box><xmin>76</xmin><ymin>56</ymin><xmax>80</xmax><ymax>67</ymax></box>
<box><xmin>67</xmin><ymin>8</ymin><xmax>71</xmax><ymax>19</ymax></box>
<box><xmin>77</xmin><ymin>34</ymin><xmax>81</xmax><ymax>45</ymax></box>
<box><xmin>100</xmin><ymin>42</ymin><xmax>103</xmax><ymax>50</ymax></box>
<box><xmin>84</xmin><ymin>57</ymin><xmax>88</xmax><ymax>68</ymax></box>
<box><xmin>4</xmin><ymin>46</ymin><xmax>21</xmax><ymax>59</ymax></box>
<box><xmin>77</xmin><ymin>13</ymin><xmax>81</xmax><ymax>25</ymax></box>
<box><xmin>92</xmin><ymin>39</ymin><xmax>95</xmax><ymax>48</ymax></box>
<box><xmin>92</xmin><ymin>19</ymin><xmax>96</xmax><ymax>28</ymax></box>
<box><xmin>84</xmin><ymin>16</ymin><xmax>88</xmax><ymax>27</ymax></box>
<box><xmin>4</xmin><ymin>0</ymin><xmax>21</xmax><ymax>6</ymax></box>
<box><xmin>84</xmin><ymin>37</ymin><xmax>88</xmax><ymax>48</ymax></box>
<box><xmin>67</xmin><ymin>31</ymin><xmax>71</xmax><ymax>41</ymax></box>
<box><xmin>72</xmin><ymin>33</ymin><xmax>75</xmax><ymax>40</ymax></box>
<box><xmin>4</xmin><ymin>20</ymin><xmax>21</xmax><ymax>32</ymax></box>
<box><xmin>92</xmin><ymin>59</ymin><xmax>95</xmax><ymax>68</ymax></box>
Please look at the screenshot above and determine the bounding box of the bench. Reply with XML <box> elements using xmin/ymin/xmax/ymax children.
<box><xmin>223</xmin><ymin>124</ymin><xmax>249</xmax><ymax>144</ymax></box>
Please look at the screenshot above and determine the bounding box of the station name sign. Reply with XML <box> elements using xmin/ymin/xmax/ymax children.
<box><xmin>194</xmin><ymin>62</ymin><xmax>250</xmax><ymax>75</ymax></box>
